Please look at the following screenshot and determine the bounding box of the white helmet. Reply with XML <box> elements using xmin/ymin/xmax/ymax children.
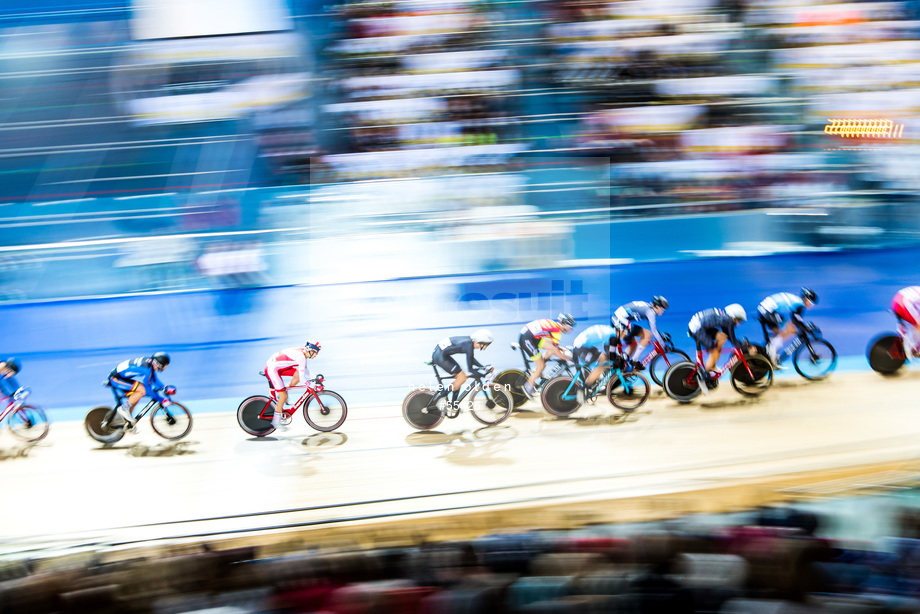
<box><xmin>725</xmin><ymin>303</ymin><xmax>747</xmax><ymax>322</ymax></box>
<box><xmin>470</xmin><ymin>329</ymin><xmax>494</xmax><ymax>346</ymax></box>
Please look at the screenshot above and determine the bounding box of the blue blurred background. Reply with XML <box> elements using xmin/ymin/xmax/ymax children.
<box><xmin>1</xmin><ymin>0</ymin><xmax>918</xmax><ymax>416</ymax></box>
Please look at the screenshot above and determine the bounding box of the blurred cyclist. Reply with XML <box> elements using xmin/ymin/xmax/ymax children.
<box><xmin>612</xmin><ymin>296</ymin><xmax>669</xmax><ymax>366</ymax></box>
<box><xmin>520</xmin><ymin>313</ymin><xmax>576</xmax><ymax>400</ymax></box>
<box><xmin>430</xmin><ymin>329</ymin><xmax>494</xmax><ymax>410</ymax></box>
<box><xmin>572</xmin><ymin>324</ymin><xmax>619</xmax><ymax>405</ymax></box>
<box><xmin>892</xmin><ymin>286</ymin><xmax>920</xmax><ymax>357</ymax></box>
<box><xmin>688</xmin><ymin>304</ymin><xmax>748</xmax><ymax>394</ymax></box>
<box><xmin>0</xmin><ymin>357</ymin><xmax>22</xmax><ymax>400</ymax></box>
<box><xmin>265</xmin><ymin>341</ymin><xmax>320</xmax><ymax>431</ymax></box>
<box><xmin>756</xmin><ymin>288</ymin><xmax>817</xmax><ymax>369</ymax></box>
<box><xmin>108</xmin><ymin>352</ymin><xmax>171</xmax><ymax>429</ymax></box>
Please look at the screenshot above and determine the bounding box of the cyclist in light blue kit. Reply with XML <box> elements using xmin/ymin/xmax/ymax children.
<box><xmin>107</xmin><ymin>352</ymin><xmax>171</xmax><ymax>429</ymax></box>
<box><xmin>0</xmin><ymin>358</ymin><xmax>22</xmax><ymax>399</ymax></box>
<box><xmin>756</xmin><ymin>288</ymin><xmax>817</xmax><ymax>369</ymax></box>
<box><xmin>612</xmin><ymin>296</ymin><xmax>669</xmax><ymax>366</ymax></box>
<box><xmin>572</xmin><ymin>324</ymin><xmax>619</xmax><ymax>404</ymax></box>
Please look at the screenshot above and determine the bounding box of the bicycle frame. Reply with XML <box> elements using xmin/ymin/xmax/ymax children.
<box><xmin>559</xmin><ymin>362</ymin><xmax>630</xmax><ymax>402</ymax></box>
<box><xmin>690</xmin><ymin>345</ymin><xmax>756</xmax><ymax>383</ymax></box>
<box><xmin>427</xmin><ymin>363</ymin><xmax>493</xmax><ymax>416</ymax></box>
<box><xmin>514</xmin><ymin>343</ymin><xmax>573</xmax><ymax>383</ymax></box>
<box><xmin>259</xmin><ymin>378</ymin><xmax>327</xmax><ymax>421</ymax></box>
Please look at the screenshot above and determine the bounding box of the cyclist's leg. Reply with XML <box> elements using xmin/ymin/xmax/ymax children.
<box><xmin>706</xmin><ymin>331</ymin><xmax>726</xmax><ymax>373</ymax></box>
<box><xmin>109</xmin><ymin>376</ymin><xmax>141</xmax><ymax>423</ymax></box>
<box><xmin>630</xmin><ymin>326</ymin><xmax>651</xmax><ymax>361</ymax></box>
<box><xmin>265</xmin><ymin>363</ymin><xmax>292</xmax><ymax>427</ymax></box>
<box><xmin>520</xmin><ymin>332</ymin><xmax>542</xmax><ymax>397</ymax></box>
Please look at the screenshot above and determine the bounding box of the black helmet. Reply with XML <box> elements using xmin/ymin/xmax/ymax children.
<box><xmin>652</xmin><ymin>296</ymin><xmax>669</xmax><ymax>310</ymax></box>
<box><xmin>557</xmin><ymin>313</ymin><xmax>576</xmax><ymax>327</ymax></box>
<box><xmin>3</xmin><ymin>357</ymin><xmax>20</xmax><ymax>374</ymax></box>
<box><xmin>801</xmin><ymin>287</ymin><xmax>817</xmax><ymax>304</ymax></box>
<box><xmin>151</xmin><ymin>352</ymin><xmax>170</xmax><ymax>368</ymax></box>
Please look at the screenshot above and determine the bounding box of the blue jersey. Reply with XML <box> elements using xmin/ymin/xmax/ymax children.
<box><xmin>757</xmin><ymin>293</ymin><xmax>804</xmax><ymax>325</ymax></box>
<box><xmin>0</xmin><ymin>373</ymin><xmax>19</xmax><ymax>398</ymax></box>
<box><xmin>574</xmin><ymin>325</ymin><xmax>618</xmax><ymax>351</ymax></box>
<box><xmin>613</xmin><ymin>301</ymin><xmax>663</xmax><ymax>342</ymax></box>
<box><xmin>111</xmin><ymin>357</ymin><xmax>166</xmax><ymax>402</ymax></box>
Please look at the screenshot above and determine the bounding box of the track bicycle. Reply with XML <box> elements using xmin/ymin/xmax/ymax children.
<box><xmin>620</xmin><ymin>332</ymin><xmax>691</xmax><ymax>388</ymax></box>
<box><xmin>237</xmin><ymin>373</ymin><xmax>347</xmax><ymax>437</ymax></box>
<box><xmin>0</xmin><ymin>388</ymin><xmax>49</xmax><ymax>443</ymax></box>
<box><xmin>494</xmin><ymin>343</ymin><xmax>576</xmax><ymax>408</ymax></box>
<box><xmin>663</xmin><ymin>340</ymin><xmax>774</xmax><ymax>403</ymax></box>
<box><xmin>867</xmin><ymin>321</ymin><xmax>913</xmax><ymax>375</ymax></box>
<box><xmin>756</xmin><ymin>320</ymin><xmax>837</xmax><ymax>380</ymax></box>
<box><xmin>541</xmin><ymin>353</ymin><xmax>650</xmax><ymax>417</ymax></box>
<box><xmin>402</xmin><ymin>363</ymin><xmax>514</xmax><ymax>430</ymax></box>
<box><xmin>85</xmin><ymin>384</ymin><xmax>192</xmax><ymax>444</ymax></box>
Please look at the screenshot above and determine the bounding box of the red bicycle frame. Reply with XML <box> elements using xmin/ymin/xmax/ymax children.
<box><xmin>259</xmin><ymin>375</ymin><xmax>327</xmax><ymax>420</ymax></box>
<box><xmin>687</xmin><ymin>345</ymin><xmax>757</xmax><ymax>385</ymax></box>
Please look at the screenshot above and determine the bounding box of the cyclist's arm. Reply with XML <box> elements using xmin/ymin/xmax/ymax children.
<box><xmin>645</xmin><ymin>309</ymin><xmax>665</xmax><ymax>344</ymax></box>
<box><xmin>294</xmin><ymin>352</ymin><xmax>312</xmax><ymax>386</ymax></box>
<box><xmin>146</xmin><ymin>370</ymin><xmax>168</xmax><ymax>403</ymax></box>
<box><xmin>462</xmin><ymin>343</ymin><xmax>485</xmax><ymax>374</ymax></box>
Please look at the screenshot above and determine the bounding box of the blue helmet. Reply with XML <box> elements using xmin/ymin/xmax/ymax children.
<box><xmin>3</xmin><ymin>357</ymin><xmax>20</xmax><ymax>374</ymax></box>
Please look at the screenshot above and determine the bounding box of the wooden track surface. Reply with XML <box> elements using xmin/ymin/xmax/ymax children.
<box><xmin>3</xmin><ymin>370</ymin><xmax>920</xmax><ymax>559</ymax></box>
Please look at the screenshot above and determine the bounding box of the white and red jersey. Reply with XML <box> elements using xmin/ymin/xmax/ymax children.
<box><xmin>265</xmin><ymin>347</ymin><xmax>311</xmax><ymax>391</ymax></box>
<box><xmin>893</xmin><ymin>286</ymin><xmax>920</xmax><ymax>326</ymax></box>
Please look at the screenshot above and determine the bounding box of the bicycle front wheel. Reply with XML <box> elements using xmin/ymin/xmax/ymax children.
<box><xmin>663</xmin><ymin>362</ymin><xmax>701</xmax><ymax>403</ymax></box>
<box><xmin>402</xmin><ymin>389</ymin><xmax>444</xmax><ymax>430</ymax></box>
<box><xmin>469</xmin><ymin>383</ymin><xmax>513</xmax><ymax>426</ymax></box>
<box><xmin>303</xmin><ymin>391</ymin><xmax>347</xmax><ymax>432</ymax></box>
<box><xmin>606</xmin><ymin>372</ymin><xmax>650</xmax><ymax>412</ymax></box>
<box><xmin>8</xmin><ymin>405</ymin><xmax>49</xmax><ymax>443</ymax></box>
<box><xmin>237</xmin><ymin>395</ymin><xmax>275</xmax><ymax>437</ymax></box>
<box><xmin>494</xmin><ymin>369</ymin><xmax>528</xmax><ymax>408</ymax></box>
<box><xmin>540</xmin><ymin>376</ymin><xmax>580</xmax><ymax>417</ymax></box>
<box><xmin>794</xmin><ymin>339</ymin><xmax>837</xmax><ymax>381</ymax></box>
<box><xmin>151</xmin><ymin>402</ymin><xmax>193</xmax><ymax>440</ymax></box>
<box><xmin>867</xmin><ymin>333</ymin><xmax>906</xmax><ymax>375</ymax></box>
<box><xmin>731</xmin><ymin>355</ymin><xmax>774</xmax><ymax>397</ymax></box>
<box><xmin>649</xmin><ymin>350</ymin><xmax>691</xmax><ymax>387</ymax></box>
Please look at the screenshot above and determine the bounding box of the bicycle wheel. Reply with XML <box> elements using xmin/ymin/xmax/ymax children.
<box><xmin>303</xmin><ymin>391</ymin><xmax>348</xmax><ymax>432</ymax></box>
<box><xmin>731</xmin><ymin>355</ymin><xmax>774</xmax><ymax>397</ymax></box>
<box><xmin>663</xmin><ymin>362</ymin><xmax>701</xmax><ymax>403</ymax></box>
<box><xmin>402</xmin><ymin>389</ymin><xmax>445</xmax><ymax>430</ymax></box>
<box><xmin>7</xmin><ymin>405</ymin><xmax>49</xmax><ymax>443</ymax></box>
<box><xmin>649</xmin><ymin>350</ymin><xmax>691</xmax><ymax>387</ymax></box>
<box><xmin>84</xmin><ymin>406</ymin><xmax>126</xmax><ymax>444</ymax></box>
<box><xmin>606</xmin><ymin>372</ymin><xmax>650</xmax><ymax>412</ymax></box>
<box><xmin>494</xmin><ymin>369</ymin><xmax>528</xmax><ymax>408</ymax></box>
<box><xmin>237</xmin><ymin>395</ymin><xmax>275</xmax><ymax>437</ymax></box>
<box><xmin>793</xmin><ymin>339</ymin><xmax>837</xmax><ymax>381</ymax></box>
<box><xmin>867</xmin><ymin>333</ymin><xmax>906</xmax><ymax>375</ymax></box>
<box><xmin>151</xmin><ymin>402</ymin><xmax>193</xmax><ymax>440</ymax></box>
<box><xmin>540</xmin><ymin>376</ymin><xmax>581</xmax><ymax>417</ymax></box>
<box><xmin>469</xmin><ymin>384</ymin><xmax>513</xmax><ymax>426</ymax></box>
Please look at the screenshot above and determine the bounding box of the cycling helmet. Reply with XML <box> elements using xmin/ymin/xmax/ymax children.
<box><xmin>151</xmin><ymin>352</ymin><xmax>170</xmax><ymax>368</ymax></box>
<box><xmin>557</xmin><ymin>313</ymin><xmax>576</xmax><ymax>327</ymax></box>
<box><xmin>304</xmin><ymin>340</ymin><xmax>321</xmax><ymax>352</ymax></box>
<box><xmin>724</xmin><ymin>304</ymin><xmax>747</xmax><ymax>322</ymax></box>
<box><xmin>651</xmin><ymin>295</ymin><xmax>669</xmax><ymax>310</ymax></box>
<box><xmin>3</xmin><ymin>357</ymin><xmax>20</xmax><ymax>374</ymax></box>
<box><xmin>801</xmin><ymin>287</ymin><xmax>818</xmax><ymax>304</ymax></box>
<box><xmin>470</xmin><ymin>329</ymin><xmax>494</xmax><ymax>346</ymax></box>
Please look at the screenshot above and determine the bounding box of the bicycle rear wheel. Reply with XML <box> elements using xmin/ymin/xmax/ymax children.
<box><xmin>663</xmin><ymin>362</ymin><xmax>701</xmax><ymax>403</ymax></box>
<box><xmin>469</xmin><ymin>384</ymin><xmax>513</xmax><ymax>426</ymax></box>
<box><xmin>649</xmin><ymin>350</ymin><xmax>691</xmax><ymax>387</ymax></box>
<box><xmin>794</xmin><ymin>339</ymin><xmax>837</xmax><ymax>381</ymax></box>
<box><xmin>84</xmin><ymin>406</ymin><xmax>126</xmax><ymax>444</ymax></box>
<box><xmin>303</xmin><ymin>391</ymin><xmax>348</xmax><ymax>432</ymax></box>
<box><xmin>151</xmin><ymin>402</ymin><xmax>193</xmax><ymax>440</ymax></box>
<box><xmin>237</xmin><ymin>395</ymin><xmax>275</xmax><ymax>437</ymax></box>
<box><xmin>730</xmin><ymin>355</ymin><xmax>774</xmax><ymax>397</ymax></box>
<box><xmin>494</xmin><ymin>369</ymin><xmax>528</xmax><ymax>408</ymax></box>
<box><xmin>8</xmin><ymin>405</ymin><xmax>49</xmax><ymax>443</ymax></box>
<box><xmin>867</xmin><ymin>333</ymin><xmax>906</xmax><ymax>375</ymax></box>
<box><xmin>606</xmin><ymin>372</ymin><xmax>650</xmax><ymax>412</ymax></box>
<box><xmin>540</xmin><ymin>376</ymin><xmax>581</xmax><ymax>417</ymax></box>
<box><xmin>402</xmin><ymin>389</ymin><xmax>444</xmax><ymax>430</ymax></box>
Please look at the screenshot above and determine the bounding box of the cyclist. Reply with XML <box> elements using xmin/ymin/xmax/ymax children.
<box><xmin>687</xmin><ymin>304</ymin><xmax>748</xmax><ymax>394</ymax></box>
<box><xmin>757</xmin><ymin>288</ymin><xmax>817</xmax><ymax>369</ymax></box>
<box><xmin>108</xmin><ymin>352</ymin><xmax>171</xmax><ymax>429</ymax></box>
<box><xmin>431</xmin><ymin>329</ymin><xmax>494</xmax><ymax>411</ymax></box>
<box><xmin>520</xmin><ymin>313</ymin><xmax>576</xmax><ymax>400</ymax></box>
<box><xmin>264</xmin><ymin>340</ymin><xmax>321</xmax><ymax>431</ymax></box>
<box><xmin>0</xmin><ymin>357</ymin><xmax>22</xmax><ymax>399</ymax></box>
<box><xmin>892</xmin><ymin>286</ymin><xmax>920</xmax><ymax>358</ymax></box>
<box><xmin>572</xmin><ymin>324</ymin><xmax>619</xmax><ymax>404</ymax></box>
<box><xmin>612</xmin><ymin>296</ymin><xmax>669</xmax><ymax>365</ymax></box>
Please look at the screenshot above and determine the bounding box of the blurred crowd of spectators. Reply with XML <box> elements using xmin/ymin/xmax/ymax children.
<box><xmin>7</xmin><ymin>504</ymin><xmax>920</xmax><ymax>613</ymax></box>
